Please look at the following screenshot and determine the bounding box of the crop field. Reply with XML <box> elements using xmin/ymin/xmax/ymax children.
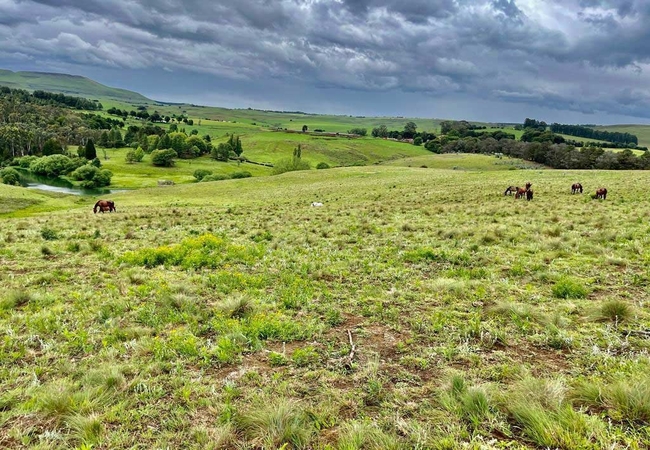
<box><xmin>1</xmin><ymin>163</ymin><xmax>649</xmax><ymax>449</ymax></box>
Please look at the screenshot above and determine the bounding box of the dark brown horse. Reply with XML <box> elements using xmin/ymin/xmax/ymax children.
<box><xmin>504</xmin><ymin>185</ymin><xmax>519</xmax><ymax>196</ymax></box>
<box><xmin>526</xmin><ymin>189</ymin><xmax>533</xmax><ymax>201</ymax></box>
<box><xmin>94</xmin><ymin>200</ymin><xmax>116</xmax><ymax>213</ymax></box>
<box><xmin>571</xmin><ymin>183</ymin><xmax>583</xmax><ymax>194</ymax></box>
<box><xmin>592</xmin><ymin>188</ymin><xmax>607</xmax><ymax>200</ymax></box>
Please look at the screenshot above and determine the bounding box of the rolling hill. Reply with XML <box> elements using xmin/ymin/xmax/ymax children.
<box><xmin>0</xmin><ymin>69</ymin><xmax>151</xmax><ymax>103</ymax></box>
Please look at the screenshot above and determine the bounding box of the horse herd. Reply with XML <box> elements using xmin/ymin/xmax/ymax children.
<box><xmin>92</xmin><ymin>182</ymin><xmax>608</xmax><ymax>214</ymax></box>
<box><xmin>504</xmin><ymin>183</ymin><xmax>607</xmax><ymax>200</ymax></box>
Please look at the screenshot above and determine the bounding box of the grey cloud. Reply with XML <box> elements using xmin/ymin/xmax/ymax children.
<box><xmin>0</xmin><ymin>0</ymin><xmax>649</xmax><ymax>121</ymax></box>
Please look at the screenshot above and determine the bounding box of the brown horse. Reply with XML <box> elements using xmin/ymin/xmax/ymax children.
<box><xmin>592</xmin><ymin>188</ymin><xmax>607</xmax><ymax>200</ymax></box>
<box><xmin>93</xmin><ymin>200</ymin><xmax>116</xmax><ymax>213</ymax></box>
<box><xmin>504</xmin><ymin>185</ymin><xmax>519</xmax><ymax>196</ymax></box>
<box><xmin>514</xmin><ymin>182</ymin><xmax>533</xmax><ymax>200</ymax></box>
<box><xmin>571</xmin><ymin>183</ymin><xmax>583</xmax><ymax>194</ymax></box>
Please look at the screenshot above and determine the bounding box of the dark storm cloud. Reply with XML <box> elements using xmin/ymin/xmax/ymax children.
<box><xmin>1</xmin><ymin>0</ymin><xmax>650</xmax><ymax>121</ymax></box>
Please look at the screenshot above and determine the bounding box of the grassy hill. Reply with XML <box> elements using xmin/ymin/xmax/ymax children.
<box><xmin>0</xmin><ymin>70</ymin><xmax>151</xmax><ymax>103</ymax></box>
<box><xmin>1</xmin><ymin>166</ymin><xmax>649</xmax><ymax>448</ymax></box>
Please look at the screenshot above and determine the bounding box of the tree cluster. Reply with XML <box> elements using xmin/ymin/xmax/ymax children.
<box><xmin>0</xmin><ymin>87</ymin><xmax>101</xmax><ymax>110</ymax></box>
<box><xmin>549</xmin><ymin>123</ymin><xmax>638</xmax><ymax>145</ymax></box>
<box><xmin>428</xmin><ymin>136</ymin><xmax>650</xmax><ymax>170</ymax></box>
<box><xmin>106</xmin><ymin>107</ymin><xmax>194</xmax><ymax>125</ymax></box>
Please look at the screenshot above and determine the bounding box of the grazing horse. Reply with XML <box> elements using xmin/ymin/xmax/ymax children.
<box><xmin>93</xmin><ymin>200</ymin><xmax>116</xmax><ymax>213</ymax></box>
<box><xmin>592</xmin><ymin>188</ymin><xmax>607</xmax><ymax>200</ymax></box>
<box><xmin>504</xmin><ymin>186</ymin><xmax>519</xmax><ymax>196</ymax></box>
<box><xmin>571</xmin><ymin>183</ymin><xmax>583</xmax><ymax>194</ymax></box>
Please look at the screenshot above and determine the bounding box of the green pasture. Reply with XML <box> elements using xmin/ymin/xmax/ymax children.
<box><xmin>381</xmin><ymin>153</ymin><xmax>544</xmax><ymax>171</ymax></box>
<box><xmin>1</xmin><ymin>165</ymin><xmax>649</xmax><ymax>448</ymax></box>
<box><xmin>596</xmin><ymin>124</ymin><xmax>650</xmax><ymax>148</ymax></box>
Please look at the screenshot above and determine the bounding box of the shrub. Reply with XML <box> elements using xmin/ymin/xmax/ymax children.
<box><xmin>316</xmin><ymin>162</ymin><xmax>330</xmax><ymax>170</ymax></box>
<box><xmin>126</xmin><ymin>146</ymin><xmax>145</xmax><ymax>163</ymax></box>
<box><xmin>80</xmin><ymin>169</ymin><xmax>112</xmax><ymax>188</ymax></box>
<box><xmin>0</xmin><ymin>167</ymin><xmax>20</xmax><ymax>185</ymax></box>
<box><xmin>272</xmin><ymin>158</ymin><xmax>310</xmax><ymax>175</ymax></box>
<box><xmin>90</xmin><ymin>158</ymin><xmax>102</xmax><ymax>168</ymax></box>
<box><xmin>18</xmin><ymin>156</ymin><xmax>38</xmax><ymax>168</ymax></box>
<box><xmin>71</xmin><ymin>164</ymin><xmax>98</xmax><ymax>181</ymax></box>
<box><xmin>193</xmin><ymin>169</ymin><xmax>212</xmax><ymax>181</ymax></box>
<box><xmin>30</xmin><ymin>155</ymin><xmax>73</xmax><ymax>177</ymax></box>
<box><xmin>201</xmin><ymin>174</ymin><xmax>230</xmax><ymax>182</ymax></box>
<box><xmin>151</xmin><ymin>149</ymin><xmax>178</xmax><ymax>167</ymax></box>
<box><xmin>552</xmin><ymin>277</ymin><xmax>587</xmax><ymax>299</ymax></box>
<box><xmin>230</xmin><ymin>171</ymin><xmax>252</xmax><ymax>179</ymax></box>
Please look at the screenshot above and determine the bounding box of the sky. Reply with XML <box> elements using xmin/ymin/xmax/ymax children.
<box><xmin>1</xmin><ymin>0</ymin><xmax>650</xmax><ymax>124</ymax></box>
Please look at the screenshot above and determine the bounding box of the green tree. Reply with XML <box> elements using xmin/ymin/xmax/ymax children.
<box><xmin>371</xmin><ymin>125</ymin><xmax>388</xmax><ymax>138</ymax></box>
<box><xmin>84</xmin><ymin>139</ymin><xmax>97</xmax><ymax>160</ymax></box>
<box><xmin>211</xmin><ymin>143</ymin><xmax>231</xmax><ymax>161</ymax></box>
<box><xmin>42</xmin><ymin>138</ymin><xmax>63</xmax><ymax>156</ymax></box>
<box><xmin>403</xmin><ymin>122</ymin><xmax>417</xmax><ymax>139</ymax></box>
<box><xmin>233</xmin><ymin>136</ymin><xmax>243</xmax><ymax>157</ymax></box>
<box><xmin>151</xmin><ymin>149</ymin><xmax>178</xmax><ymax>166</ymax></box>
<box><xmin>157</xmin><ymin>133</ymin><xmax>172</xmax><ymax>150</ymax></box>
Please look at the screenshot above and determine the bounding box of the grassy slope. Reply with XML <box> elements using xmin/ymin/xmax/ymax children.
<box><xmin>596</xmin><ymin>124</ymin><xmax>650</xmax><ymax>148</ymax></box>
<box><xmin>0</xmin><ymin>70</ymin><xmax>150</xmax><ymax>103</ymax></box>
<box><xmin>1</xmin><ymin>165</ymin><xmax>649</xmax><ymax>448</ymax></box>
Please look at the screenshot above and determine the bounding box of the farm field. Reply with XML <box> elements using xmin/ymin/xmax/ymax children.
<box><xmin>1</xmin><ymin>164</ymin><xmax>649</xmax><ymax>449</ymax></box>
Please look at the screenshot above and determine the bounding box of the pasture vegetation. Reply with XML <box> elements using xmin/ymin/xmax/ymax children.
<box><xmin>1</xmin><ymin>161</ymin><xmax>650</xmax><ymax>449</ymax></box>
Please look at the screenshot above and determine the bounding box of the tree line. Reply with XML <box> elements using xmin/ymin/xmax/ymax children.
<box><xmin>549</xmin><ymin>123</ymin><xmax>638</xmax><ymax>145</ymax></box>
<box><xmin>107</xmin><ymin>107</ymin><xmax>194</xmax><ymax>125</ymax></box>
<box><xmin>0</xmin><ymin>86</ymin><xmax>102</xmax><ymax>110</ymax></box>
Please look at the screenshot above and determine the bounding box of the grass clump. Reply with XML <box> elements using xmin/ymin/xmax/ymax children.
<box><xmin>237</xmin><ymin>399</ymin><xmax>314</xmax><ymax>449</ymax></box>
<box><xmin>595</xmin><ymin>299</ymin><xmax>633</xmax><ymax>323</ymax></box>
<box><xmin>552</xmin><ymin>276</ymin><xmax>588</xmax><ymax>299</ymax></box>
<box><xmin>573</xmin><ymin>376</ymin><xmax>650</xmax><ymax>423</ymax></box>
<box><xmin>440</xmin><ymin>375</ymin><xmax>491</xmax><ymax>428</ymax></box>
<box><xmin>1</xmin><ymin>289</ymin><xmax>34</xmax><ymax>310</ymax></box>
<box><xmin>40</xmin><ymin>226</ymin><xmax>58</xmax><ymax>240</ymax></box>
<box><xmin>336</xmin><ymin>420</ymin><xmax>401</xmax><ymax>450</ymax></box>
<box><xmin>499</xmin><ymin>378</ymin><xmax>598</xmax><ymax>448</ymax></box>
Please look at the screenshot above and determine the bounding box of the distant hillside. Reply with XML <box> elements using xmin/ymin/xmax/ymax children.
<box><xmin>0</xmin><ymin>70</ymin><xmax>151</xmax><ymax>103</ymax></box>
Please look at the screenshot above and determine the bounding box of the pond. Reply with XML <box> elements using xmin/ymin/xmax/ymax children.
<box><xmin>17</xmin><ymin>170</ymin><xmax>128</xmax><ymax>196</ymax></box>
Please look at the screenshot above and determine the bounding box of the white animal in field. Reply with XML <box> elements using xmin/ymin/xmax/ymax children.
<box><xmin>311</xmin><ymin>202</ymin><xmax>324</xmax><ymax>207</ymax></box>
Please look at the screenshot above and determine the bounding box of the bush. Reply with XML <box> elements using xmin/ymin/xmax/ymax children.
<box><xmin>90</xmin><ymin>158</ymin><xmax>102</xmax><ymax>168</ymax></box>
<box><xmin>18</xmin><ymin>156</ymin><xmax>37</xmax><ymax>168</ymax></box>
<box><xmin>0</xmin><ymin>168</ymin><xmax>20</xmax><ymax>185</ymax></box>
<box><xmin>230</xmin><ymin>171</ymin><xmax>252</xmax><ymax>179</ymax></box>
<box><xmin>316</xmin><ymin>162</ymin><xmax>330</xmax><ymax>170</ymax></box>
<box><xmin>272</xmin><ymin>158</ymin><xmax>310</xmax><ymax>175</ymax></box>
<box><xmin>79</xmin><ymin>169</ymin><xmax>112</xmax><ymax>188</ymax></box>
<box><xmin>125</xmin><ymin>147</ymin><xmax>145</xmax><ymax>163</ymax></box>
<box><xmin>193</xmin><ymin>169</ymin><xmax>213</xmax><ymax>181</ymax></box>
<box><xmin>71</xmin><ymin>165</ymin><xmax>98</xmax><ymax>181</ymax></box>
<box><xmin>151</xmin><ymin>149</ymin><xmax>178</xmax><ymax>167</ymax></box>
<box><xmin>201</xmin><ymin>174</ymin><xmax>230</xmax><ymax>182</ymax></box>
<box><xmin>30</xmin><ymin>155</ymin><xmax>73</xmax><ymax>177</ymax></box>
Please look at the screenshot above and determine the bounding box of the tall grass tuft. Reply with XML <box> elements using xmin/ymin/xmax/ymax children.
<box><xmin>596</xmin><ymin>300</ymin><xmax>633</xmax><ymax>323</ymax></box>
<box><xmin>573</xmin><ymin>376</ymin><xmax>650</xmax><ymax>423</ymax></box>
<box><xmin>336</xmin><ymin>420</ymin><xmax>401</xmax><ymax>450</ymax></box>
<box><xmin>552</xmin><ymin>276</ymin><xmax>587</xmax><ymax>299</ymax></box>
<box><xmin>237</xmin><ymin>399</ymin><xmax>314</xmax><ymax>449</ymax></box>
<box><xmin>1</xmin><ymin>289</ymin><xmax>34</xmax><ymax>310</ymax></box>
<box><xmin>500</xmin><ymin>378</ymin><xmax>595</xmax><ymax>448</ymax></box>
